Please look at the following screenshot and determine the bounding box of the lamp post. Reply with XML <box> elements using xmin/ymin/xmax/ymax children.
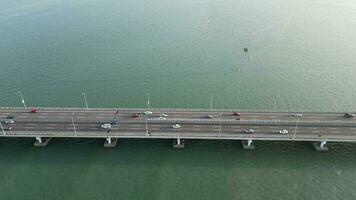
<box><xmin>145</xmin><ymin>115</ymin><xmax>149</xmax><ymax>136</ymax></box>
<box><xmin>210</xmin><ymin>94</ymin><xmax>213</xmax><ymax>112</ymax></box>
<box><xmin>147</xmin><ymin>93</ymin><xmax>150</xmax><ymax>110</ymax></box>
<box><xmin>293</xmin><ymin>117</ymin><xmax>300</xmax><ymax>140</ymax></box>
<box><xmin>71</xmin><ymin>112</ymin><xmax>77</xmax><ymax>136</ymax></box>
<box><xmin>82</xmin><ymin>92</ymin><xmax>88</xmax><ymax>110</ymax></box>
<box><xmin>17</xmin><ymin>91</ymin><xmax>26</xmax><ymax>108</ymax></box>
<box><xmin>219</xmin><ymin>113</ymin><xmax>222</xmax><ymax>137</ymax></box>
<box><xmin>0</xmin><ymin>122</ymin><xmax>5</xmax><ymax>135</ymax></box>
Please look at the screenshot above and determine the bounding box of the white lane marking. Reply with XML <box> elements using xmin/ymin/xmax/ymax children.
<box><xmin>328</xmin><ymin>128</ymin><xmax>338</xmax><ymax>130</ymax></box>
<box><xmin>95</xmin><ymin>116</ymin><xmax>107</xmax><ymax>119</ymax></box>
<box><xmin>312</xmin><ymin>130</ymin><xmax>321</xmax><ymax>133</ymax></box>
<box><xmin>331</xmin><ymin>131</ymin><xmax>341</xmax><ymax>134</ymax></box>
<box><xmin>192</xmin><ymin>128</ymin><xmax>202</xmax><ymax>131</ymax></box>
<box><xmin>308</xmin><ymin>127</ymin><xmax>318</xmax><ymax>130</ymax></box>
<box><xmin>27</xmin><ymin>123</ymin><xmax>37</xmax><ymax>126</ymax></box>
<box><xmin>131</xmin><ymin>124</ymin><xmax>142</xmax><ymax>127</ymax></box>
<box><xmin>24</xmin><ymin>127</ymin><xmax>35</xmax><ymax>129</ymax></box>
<box><xmin>45</xmin><ymin>127</ymin><xmax>55</xmax><ymax>130</ymax></box>
<box><xmin>151</xmin><ymin>125</ymin><xmax>161</xmax><ymax>127</ymax></box>
<box><xmin>131</xmin><ymin>127</ymin><xmax>141</xmax><ymax>130</ymax></box>
<box><xmin>37</xmin><ymin>116</ymin><xmax>48</xmax><ymax>118</ymax></box>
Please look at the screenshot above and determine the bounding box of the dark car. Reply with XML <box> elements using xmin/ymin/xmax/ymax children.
<box><xmin>6</xmin><ymin>115</ymin><xmax>15</xmax><ymax>119</ymax></box>
<box><xmin>110</xmin><ymin>120</ymin><xmax>119</xmax><ymax>125</ymax></box>
<box><xmin>233</xmin><ymin>112</ymin><xmax>241</xmax><ymax>116</ymax></box>
<box><xmin>344</xmin><ymin>113</ymin><xmax>355</xmax><ymax>118</ymax></box>
<box><xmin>3</xmin><ymin>126</ymin><xmax>12</xmax><ymax>131</ymax></box>
<box><xmin>206</xmin><ymin>115</ymin><xmax>214</xmax><ymax>119</ymax></box>
<box><xmin>131</xmin><ymin>113</ymin><xmax>140</xmax><ymax>118</ymax></box>
<box><xmin>30</xmin><ymin>108</ymin><xmax>37</xmax><ymax>113</ymax></box>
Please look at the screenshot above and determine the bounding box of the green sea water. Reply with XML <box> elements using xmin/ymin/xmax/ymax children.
<box><xmin>1</xmin><ymin>0</ymin><xmax>356</xmax><ymax>199</ymax></box>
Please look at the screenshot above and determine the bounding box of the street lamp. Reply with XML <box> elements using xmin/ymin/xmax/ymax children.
<box><xmin>82</xmin><ymin>92</ymin><xmax>88</xmax><ymax>110</ymax></box>
<box><xmin>210</xmin><ymin>94</ymin><xmax>214</xmax><ymax>112</ymax></box>
<box><xmin>219</xmin><ymin>113</ymin><xmax>222</xmax><ymax>137</ymax></box>
<box><xmin>0</xmin><ymin>122</ymin><xmax>5</xmax><ymax>135</ymax></box>
<box><xmin>293</xmin><ymin>117</ymin><xmax>300</xmax><ymax>140</ymax></box>
<box><xmin>71</xmin><ymin>112</ymin><xmax>77</xmax><ymax>136</ymax></box>
<box><xmin>147</xmin><ymin>93</ymin><xmax>150</xmax><ymax>110</ymax></box>
<box><xmin>145</xmin><ymin>115</ymin><xmax>149</xmax><ymax>136</ymax></box>
<box><xmin>17</xmin><ymin>91</ymin><xmax>26</xmax><ymax>108</ymax></box>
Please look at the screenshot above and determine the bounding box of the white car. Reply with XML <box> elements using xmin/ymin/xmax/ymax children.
<box><xmin>144</xmin><ymin>111</ymin><xmax>153</xmax><ymax>115</ymax></box>
<box><xmin>100</xmin><ymin>123</ymin><xmax>112</xmax><ymax>129</ymax></box>
<box><xmin>244</xmin><ymin>128</ymin><xmax>255</xmax><ymax>134</ymax></box>
<box><xmin>293</xmin><ymin>113</ymin><xmax>303</xmax><ymax>117</ymax></box>
<box><xmin>159</xmin><ymin>116</ymin><xmax>166</xmax><ymax>120</ymax></box>
<box><xmin>279</xmin><ymin>129</ymin><xmax>288</xmax><ymax>134</ymax></box>
<box><xmin>172</xmin><ymin>124</ymin><xmax>181</xmax><ymax>129</ymax></box>
<box><xmin>160</xmin><ymin>113</ymin><xmax>168</xmax><ymax>118</ymax></box>
<box><xmin>4</xmin><ymin>119</ymin><xmax>15</xmax><ymax>124</ymax></box>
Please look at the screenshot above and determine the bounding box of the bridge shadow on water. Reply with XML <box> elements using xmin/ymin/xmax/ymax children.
<box><xmin>0</xmin><ymin>137</ymin><xmax>356</xmax><ymax>170</ymax></box>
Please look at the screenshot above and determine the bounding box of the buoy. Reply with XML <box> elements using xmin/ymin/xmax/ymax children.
<box><xmin>244</xmin><ymin>48</ymin><xmax>248</xmax><ymax>53</ymax></box>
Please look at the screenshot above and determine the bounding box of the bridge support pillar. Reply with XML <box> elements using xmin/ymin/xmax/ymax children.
<box><xmin>104</xmin><ymin>137</ymin><xmax>118</xmax><ymax>148</ymax></box>
<box><xmin>241</xmin><ymin>139</ymin><xmax>255</xmax><ymax>150</ymax></box>
<box><xmin>312</xmin><ymin>141</ymin><xmax>328</xmax><ymax>151</ymax></box>
<box><xmin>34</xmin><ymin>137</ymin><xmax>52</xmax><ymax>147</ymax></box>
<box><xmin>173</xmin><ymin>138</ymin><xmax>185</xmax><ymax>149</ymax></box>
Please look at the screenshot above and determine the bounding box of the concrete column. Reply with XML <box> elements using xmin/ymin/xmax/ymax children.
<box><xmin>36</xmin><ymin>137</ymin><xmax>42</xmax><ymax>144</ymax></box>
<box><xmin>107</xmin><ymin>137</ymin><xmax>112</xmax><ymax>144</ymax></box>
<box><xmin>104</xmin><ymin>137</ymin><xmax>118</xmax><ymax>148</ymax></box>
<box><xmin>173</xmin><ymin>138</ymin><xmax>185</xmax><ymax>149</ymax></box>
<box><xmin>241</xmin><ymin>139</ymin><xmax>255</xmax><ymax>150</ymax></box>
<box><xmin>311</xmin><ymin>141</ymin><xmax>328</xmax><ymax>151</ymax></box>
<box><xmin>34</xmin><ymin>137</ymin><xmax>52</xmax><ymax>147</ymax></box>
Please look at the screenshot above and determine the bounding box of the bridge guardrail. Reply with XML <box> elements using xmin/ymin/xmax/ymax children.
<box><xmin>0</xmin><ymin>106</ymin><xmax>352</xmax><ymax>114</ymax></box>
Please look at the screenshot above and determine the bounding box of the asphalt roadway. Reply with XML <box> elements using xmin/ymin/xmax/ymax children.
<box><xmin>1</xmin><ymin>108</ymin><xmax>356</xmax><ymax>141</ymax></box>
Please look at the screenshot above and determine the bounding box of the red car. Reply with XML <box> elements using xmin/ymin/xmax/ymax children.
<box><xmin>131</xmin><ymin>113</ymin><xmax>139</xmax><ymax>118</ymax></box>
<box><xmin>233</xmin><ymin>112</ymin><xmax>240</xmax><ymax>116</ymax></box>
<box><xmin>30</xmin><ymin>108</ymin><xmax>37</xmax><ymax>113</ymax></box>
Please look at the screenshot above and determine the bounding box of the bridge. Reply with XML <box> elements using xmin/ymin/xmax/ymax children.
<box><xmin>1</xmin><ymin>107</ymin><xmax>356</xmax><ymax>151</ymax></box>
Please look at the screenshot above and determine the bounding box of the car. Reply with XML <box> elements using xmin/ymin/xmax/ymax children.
<box><xmin>233</xmin><ymin>112</ymin><xmax>241</xmax><ymax>116</ymax></box>
<box><xmin>100</xmin><ymin>123</ymin><xmax>112</xmax><ymax>129</ymax></box>
<box><xmin>159</xmin><ymin>116</ymin><xmax>166</xmax><ymax>120</ymax></box>
<box><xmin>236</xmin><ymin>117</ymin><xmax>240</xmax><ymax>120</ymax></box>
<box><xmin>293</xmin><ymin>113</ymin><xmax>303</xmax><ymax>117</ymax></box>
<box><xmin>144</xmin><ymin>111</ymin><xmax>152</xmax><ymax>115</ymax></box>
<box><xmin>279</xmin><ymin>129</ymin><xmax>288</xmax><ymax>134</ymax></box>
<box><xmin>110</xmin><ymin>120</ymin><xmax>119</xmax><ymax>125</ymax></box>
<box><xmin>30</xmin><ymin>108</ymin><xmax>37</xmax><ymax>113</ymax></box>
<box><xmin>6</xmin><ymin>115</ymin><xmax>15</xmax><ymax>119</ymax></box>
<box><xmin>4</xmin><ymin>119</ymin><xmax>15</xmax><ymax>124</ymax></box>
<box><xmin>206</xmin><ymin>115</ymin><xmax>214</xmax><ymax>119</ymax></box>
<box><xmin>172</xmin><ymin>124</ymin><xmax>181</xmax><ymax>129</ymax></box>
<box><xmin>344</xmin><ymin>113</ymin><xmax>355</xmax><ymax>118</ymax></box>
<box><xmin>244</xmin><ymin>128</ymin><xmax>255</xmax><ymax>134</ymax></box>
<box><xmin>131</xmin><ymin>113</ymin><xmax>140</xmax><ymax>118</ymax></box>
<box><xmin>160</xmin><ymin>113</ymin><xmax>168</xmax><ymax>118</ymax></box>
<box><xmin>3</xmin><ymin>126</ymin><xmax>12</xmax><ymax>131</ymax></box>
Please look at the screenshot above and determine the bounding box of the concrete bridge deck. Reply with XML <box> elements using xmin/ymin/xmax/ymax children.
<box><xmin>1</xmin><ymin>107</ymin><xmax>356</xmax><ymax>150</ymax></box>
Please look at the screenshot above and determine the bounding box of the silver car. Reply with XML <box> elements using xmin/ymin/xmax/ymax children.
<box><xmin>244</xmin><ymin>128</ymin><xmax>255</xmax><ymax>134</ymax></box>
<box><xmin>4</xmin><ymin>119</ymin><xmax>15</xmax><ymax>124</ymax></box>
